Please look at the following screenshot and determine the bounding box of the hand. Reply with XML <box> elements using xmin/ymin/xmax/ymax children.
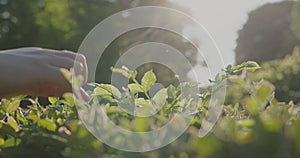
<box><xmin>0</xmin><ymin>47</ymin><xmax>88</xmax><ymax>99</ymax></box>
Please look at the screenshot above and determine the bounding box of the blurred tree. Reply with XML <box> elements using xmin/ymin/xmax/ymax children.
<box><xmin>0</xmin><ymin>0</ymin><xmax>38</xmax><ymax>49</ymax></box>
<box><xmin>0</xmin><ymin>0</ymin><xmax>120</xmax><ymax>50</ymax></box>
<box><xmin>292</xmin><ymin>0</ymin><xmax>300</xmax><ymax>40</ymax></box>
<box><xmin>235</xmin><ymin>1</ymin><xmax>300</xmax><ymax>64</ymax></box>
<box><xmin>0</xmin><ymin>0</ymin><xmax>198</xmax><ymax>86</ymax></box>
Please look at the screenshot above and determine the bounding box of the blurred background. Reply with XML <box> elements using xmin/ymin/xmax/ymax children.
<box><xmin>1</xmin><ymin>0</ymin><xmax>300</xmax><ymax>91</ymax></box>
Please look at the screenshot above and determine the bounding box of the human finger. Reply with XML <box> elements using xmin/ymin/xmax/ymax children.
<box><xmin>39</xmin><ymin>49</ymin><xmax>86</xmax><ymax>86</ymax></box>
<box><xmin>80</xmin><ymin>88</ymin><xmax>90</xmax><ymax>102</ymax></box>
<box><xmin>74</xmin><ymin>53</ymin><xmax>88</xmax><ymax>84</ymax></box>
<box><xmin>49</xmin><ymin>50</ymin><xmax>88</xmax><ymax>84</ymax></box>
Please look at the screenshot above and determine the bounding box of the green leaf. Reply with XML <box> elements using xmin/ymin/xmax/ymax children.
<box><xmin>98</xmin><ymin>84</ymin><xmax>121</xmax><ymax>99</ymax></box>
<box><xmin>38</xmin><ymin>119</ymin><xmax>57</xmax><ymax>132</ymax></box>
<box><xmin>93</xmin><ymin>84</ymin><xmax>121</xmax><ymax>100</ymax></box>
<box><xmin>135</xmin><ymin>98</ymin><xmax>152</xmax><ymax>107</ymax></box>
<box><xmin>152</xmin><ymin>88</ymin><xmax>167</xmax><ymax>106</ymax></box>
<box><xmin>237</xmin><ymin>119</ymin><xmax>255</xmax><ymax>127</ymax></box>
<box><xmin>99</xmin><ymin>95</ymin><xmax>118</xmax><ymax>105</ymax></box>
<box><xmin>133</xmin><ymin>117</ymin><xmax>149</xmax><ymax>132</ymax></box>
<box><xmin>204</xmin><ymin>92</ymin><xmax>211</xmax><ymax>100</ymax></box>
<box><xmin>134</xmin><ymin>98</ymin><xmax>155</xmax><ymax>116</ymax></box>
<box><xmin>167</xmin><ymin>85</ymin><xmax>177</xmax><ymax>99</ymax></box>
<box><xmin>242</xmin><ymin>61</ymin><xmax>261</xmax><ymax>70</ymax></box>
<box><xmin>0</xmin><ymin>137</ymin><xmax>4</xmax><ymax>146</ymax></box>
<box><xmin>6</xmin><ymin>100</ymin><xmax>20</xmax><ymax>113</ymax></box>
<box><xmin>1</xmin><ymin>138</ymin><xmax>21</xmax><ymax>148</ymax></box>
<box><xmin>27</xmin><ymin>115</ymin><xmax>38</xmax><ymax>122</ymax></box>
<box><xmin>233</xmin><ymin>103</ymin><xmax>239</xmax><ymax>114</ymax></box>
<box><xmin>141</xmin><ymin>70</ymin><xmax>157</xmax><ymax>92</ymax></box>
<box><xmin>231</xmin><ymin>61</ymin><xmax>261</xmax><ymax>73</ymax></box>
<box><xmin>256</xmin><ymin>82</ymin><xmax>274</xmax><ymax>104</ymax></box>
<box><xmin>48</xmin><ymin>97</ymin><xmax>58</xmax><ymax>105</ymax></box>
<box><xmin>111</xmin><ymin>67</ymin><xmax>138</xmax><ymax>80</ymax></box>
<box><xmin>27</xmin><ymin>116</ymin><xmax>57</xmax><ymax>132</ymax></box>
<box><xmin>93</xmin><ymin>87</ymin><xmax>112</xmax><ymax>96</ymax></box>
<box><xmin>0</xmin><ymin>122</ymin><xmax>16</xmax><ymax>136</ymax></box>
<box><xmin>130</xmin><ymin>71</ymin><xmax>138</xmax><ymax>80</ymax></box>
<box><xmin>60</xmin><ymin>68</ymin><xmax>72</xmax><ymax>81</ymax></box>
<box><xmin>244</xmin><ymin>97</ymin><xmax>258</xmax><ymax>115</ymax></box>
<box><xmin>1</xmin><ymin>99</ymin><xmax>9</xmax><ymax>112</ymax></box>
<box><xmin>106</xmin><ymin>106</ymin><xmax>123</xmax><ymax>115</ymax></box>
<box><xmin>128</xmin><ymin>83</ymin><xmax>144</xmax><ymax>95</ymax></box>
<box><xmin>111</xmin><ymin>67</ymin><xmax>131</xmax><ymax>78</ymax></box>
<box><xmin>63</xmin><ymin>93</ymin><xmax>75</xmax><ymax>105</ymax></box>
<box><xmin>7</xmin><ymin>116</ymin><xmax>19</xmax><ymax>132</ymax></box>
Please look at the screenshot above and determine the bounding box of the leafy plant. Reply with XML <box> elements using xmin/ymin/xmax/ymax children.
<box><xmin>0</xmin><ymin>61</ymin><xmax>300</xmax><ymax>158</ymax></box>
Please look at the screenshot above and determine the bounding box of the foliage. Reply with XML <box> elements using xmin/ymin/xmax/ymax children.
<box><xmin>1</xmin><ymin>62</ymin><xmax>300</xmax><ymax>158</ymax></box>
<box><xmin>1</xmin><ymin>1</ymin><xmax>300</xmax><ymax>157</ymax></box>
<box><xmin>229</xmin><ymin>46</ymin><xmax>300</xmax><ymax>103</ymax></box>
<box><xmin>235</xmin><ymin>1</ymin><xmax>300</xmax><ymax>64</ymax></box>
<box><xmin>233</xmin><ymin>0</ymin><xmax>300</xmax><ymax>103</ymax></box>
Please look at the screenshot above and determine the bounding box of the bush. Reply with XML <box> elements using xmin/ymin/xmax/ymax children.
<box><xmin>0</xmin><ymin>62</ymin><xmax>300</xmax><ymax>158</ymax></box>
<box><xmin>244</xmin><ymin>46</ymin><xmax>300</xmax><ymax>103</ymax></box>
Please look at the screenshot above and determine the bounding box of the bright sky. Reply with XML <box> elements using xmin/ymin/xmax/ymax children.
<box><xmin>173</xmin><ymin>0</ymin><xmax>284</xmax><ymax>84</ymax></box>
<box><xmin>176</xmin><ymin>0</ymin><xmax>284</xmax><ymax>64</ymax></box>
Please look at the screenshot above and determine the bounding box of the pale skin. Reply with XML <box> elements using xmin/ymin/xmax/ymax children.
<box><xmin>0</xmin><ymin>47</ymin><xmax>89</xmax><ymax>100</ymax></box>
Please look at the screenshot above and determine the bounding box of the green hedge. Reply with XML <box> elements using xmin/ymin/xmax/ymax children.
<box><xmin>248</xmin><ymin>46</ymin><xmax>300</xmax><ymax>103</ymax></box>
<box><xmin>0</xmin><ymin>61</ymin><xmax>299</xmax><ymax>158</ymax></box>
